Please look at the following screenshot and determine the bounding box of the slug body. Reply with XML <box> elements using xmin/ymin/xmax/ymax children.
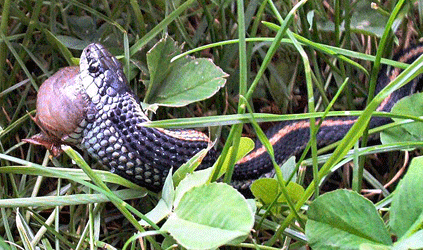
<box><xmin>36</xmin><ymin>66</ymin><xmax>88</xmax><ymax>140</ymax></box>
<box><xmin>26</xmin><ymin>66</ymin><xmax>89</xmax><ymax>155</ymax></box>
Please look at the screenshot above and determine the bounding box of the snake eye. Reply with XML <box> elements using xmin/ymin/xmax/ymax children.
<box><xmin>88</xmin><ymin>61</ymin><xmax>99</xmax><ymax>74</ymax></box>
<box><xmin>88</xmin><ymin>63</ymin><xmax>99</xmax><ymax>74</ymax></box>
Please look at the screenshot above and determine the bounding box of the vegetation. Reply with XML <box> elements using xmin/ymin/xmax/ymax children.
<box><xmin>1</xmin><ymin>0</ymin><xmax>423</xmax><ymax>249</ymax></box>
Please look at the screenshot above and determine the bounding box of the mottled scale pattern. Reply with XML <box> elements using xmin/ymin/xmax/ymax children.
<box><xmin>230</xmin><ymin>45</ymin><xmax>423</xmax><ymax>193</ymax></box>
<box><xmin>75</xmin><ymin>44</ymin><xmax>215</xmax><ymax>191</ymax></box>
<box><xmin>67</xmin><ymin>43</ymin><xmax>423</xmax><ymax>195</ymax></box>
<box><xmin>81</xmin><ymin>93</ymin><xmax>215</xmax><ymax>190</ymax></box>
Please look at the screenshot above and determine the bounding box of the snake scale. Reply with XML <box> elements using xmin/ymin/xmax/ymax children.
<box><xmin>26</xmin><ymin>43</ymin><xmax>423</xmax><ymax>193</ymax></box>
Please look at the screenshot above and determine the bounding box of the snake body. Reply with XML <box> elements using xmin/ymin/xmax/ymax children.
<box><xmin>30</xmin><ymin>43</ymin><xmax>423</xmax><ymax>192</ymax></box>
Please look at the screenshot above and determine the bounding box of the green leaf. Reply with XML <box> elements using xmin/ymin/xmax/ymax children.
<box><xmin>391</xmin><ymin>93</ymin><xmax>423</xmax><ymax>133</ymax></box>
<box><xmin>390</xmin><ymin>156</ymin><xmax>423</xmax><ymax>239</ymax></box>
<box><xmin>215</xmin><ymin>137</ymin><xmax>255</xmax><ymax>175</ymax></box>
<box><xmin>152</xmin><ymin>58</ymin><xmax>228</xmax><ymax>106</ymax></box>
<box><xmin>306</xmin><ymin>190</ymin><xmax>392</xmax><ymax>250</ymax></box>
<box><xmin>140</xmin><ymin>170</ymin><xmax>174</xmax><ymax>226</ymax></box>
<box><xmin>174</xmin><ymin>167</ymin><xmax>213</xmax><ymax>208</ymax></box>
<box><xmin>316</xmin><ymin>0</ymin><xmax>389</xmax><ymax>37</ymax></box>
<box><xmin>67</xmin><ymin>15</ymin><xmax>98</xmax><ymax>41</ymax></box>
<box><xmin>144</xmin><ymin>36</ymin><xmax>228</xmax><ymax>107</ymax></box>
<box><xmin>250</xmin><ymin>178</ymin><xmax>304</xmax><ymax>204</ymax></box>
<box><xmin>0</xmin><ymin>236</ymin><xmax>11</xmax><ymax>250</ymax></box>
<box><xmin>144</xmin><ymin>35</ymin><xmax>184</xmax><ymax>102</ymax></box>
<box><xmin>55</xmin><ymin>35</ymin><xmax>91</xmax><ymax>51</ymax></box>
<box><xmin>163</xmin><ymin>167</ymin><xmax>175</xmax><ymax>202</ymax></box>
<box><xmin>251</xmin><ymin>178</ymin><xmax>279</xmax><ymax>204</ymax></box>
<box><xmin>172</xmin><ymin>147</ymin><xmax>212</xmax><ymax>187</ymax></box>
<box><xmin>161</xmin><ymin>183</ymin><xmax>254</xmax><ymax>250</ymax></box>
<box><xmin>380</xmin><ymin>125</ymin><xmax>419</xmax><ymax>145</ymax></box>
<box><xmin>251</xmin><ymin>156</ymin><xmax>302</xmax><ymax>204</ymax></box>
<box><xmin>393</xmin><ymin>230</ymin><xmax>423</xmax><ymax>250</ymax></box>
<box><xmin>139</xmin><ymin>199</ymin><xmax>171</xmax><ymax>227</ymax></box>
<box><xmin>359</xmin><ymin>243</ymin><xmax>392</xmax><ymax>250</ymax></box>
<box><xmin>161</xmin><ymin>236</ymin><xmax>178</xmax><ymax>250</ymax></box>
<box><xmin>173</xmin><ymin>137</ymin><xmax>254</xmax><ymax>207</ymax></box>
<box><xmin>381</xmin><ymin>92</ymin><xmax>423</xmax><ymax>144</ymax></box>
<box><xmin>280</xmin><ymin>156</ymin><xmax>297</xmax><ymax>182</ymax></box>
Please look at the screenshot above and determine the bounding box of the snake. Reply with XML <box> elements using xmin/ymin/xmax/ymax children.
<box><xmin>26</xmin><ymin>43</ymin><xmax>423</xmax><ymax>194</ymax></box>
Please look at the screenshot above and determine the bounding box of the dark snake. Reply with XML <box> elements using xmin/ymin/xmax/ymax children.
<box><xmin>26</xmin><ymin>43</ymin><xmax>423</xmax><ymax>194</ymax></box>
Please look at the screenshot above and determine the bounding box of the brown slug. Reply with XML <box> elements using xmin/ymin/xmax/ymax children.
<box><xmin>25</xmin><ymin>66</ymin><xmax>89</xmax><ymax>156</ymax></box>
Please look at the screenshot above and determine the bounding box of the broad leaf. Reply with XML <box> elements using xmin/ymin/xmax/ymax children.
<box><xmin>0</xmin><ymin>236</ymin><xmax>11</xmax><ymax>250</ymax></box>
<box><xmin>393</xmin><ymin>230</ymin><xmax>423</xmax><ymax>250</ymax></box>
<box><xmin>139</xmin><ymin>170</ymin><xmax>174</xmax><ymax>226</ymax></box>
<box><xmin>306</xmin><ymin>189</ymin><xmax>392</xmax><ymax>250</ymax></box>
<box><xmin>56</xmin><ymin>35</ymin><xmax>91</xmax><ymax>51</ymax></box>
<box><xmin>139</xmin><ymin>199</ymin><xmax>171</xmax><ymax>227</ymax></box>
<box><xmin>390</xmin><ymin>156</ymin><xmax>423</xmax><ymax>239</ymax></box>
<box><xmin>359</xmin><ymin>243</ymin><xmax>391</xmax><ymax>250</ymax></box>
<box><xmin>143</xmin><ymin>36</ymin><xmax>228</xmax><ymax>106</ymax></box>
<box><xmin>144</xmin><ymin>35</ymin><xmax>185</xmax><ymax>101</ymax></box>
<box><xmin>174</xmin><ymin>167</ymin><xmax>213</xmax><ymax>208</ymax></box>
<box><xmin>174</xmin><ymin>137</ymin><xmax>254</xmax><ymax>207</ymax></box>
<box><xmin>161</xmin><ymin>183</ymin><xmax>254</xmax><ymax>250</ymax></box>
<box><xmin>250</xmin><ymin>178</ymin><xmax>304</xmax><ymax>204</ymax></box>
<box><xmin>251</xmin><ymin>156</ymin><xmax>302</xmax><ymax>204</ymax></box>
<box><xmin>211</xmin><ymin>137</ymin><xmax>255</xmax><ymax>179</ymax></box>
<box><xmin>172</xmin><ymin>147</ymin><xmax>212</xmax><ymax>187</ymax></box>
<box><xmin>316</xmin><ymin>0</ymin><xmax>389</xmax><ymax>37</ymax></box>
<box><xmin>380</xmin><ymin>125</ymin><xmax>419</xmax><ymax>145</ymax></box>
<box><xmin>381</xmin><ymin>92</ymin><xmax>423</xmax><ymax>144</ymax></box>
<box><xmin>280</xmin><ymin>156</ymin><xmax>297</xmax><ymax>182</ymax></box>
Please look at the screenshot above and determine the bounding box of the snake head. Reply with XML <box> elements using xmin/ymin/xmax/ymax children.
<box><xmin>25</xmin><ymin>43</ymin><xmax>134</xmax><ymax>156</ymax></box>
<box><xmin>79</xmin><ymin>43</ymin><xmax>130</xmax><ymax>102</ymax></box>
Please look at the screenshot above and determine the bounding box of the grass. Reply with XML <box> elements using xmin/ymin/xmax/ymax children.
<box><xmin>1</xmin><ymin>0</ymin><xmax>423</xmax><ymax>249</ymax></box>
